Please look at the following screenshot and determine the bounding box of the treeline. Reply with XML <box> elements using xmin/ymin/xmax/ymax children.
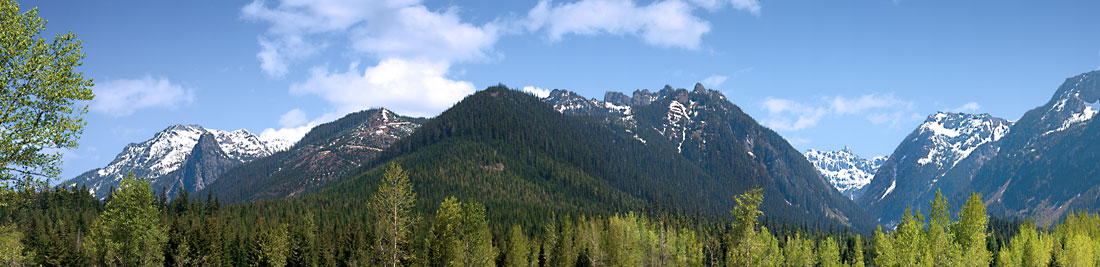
<box><xmin>1</xmin><ymin>165</ymin><xmax>1099</xmax><ymax>266</ymax></box>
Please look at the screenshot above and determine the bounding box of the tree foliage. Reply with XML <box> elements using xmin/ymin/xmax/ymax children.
<box><xmin>371</xmin><ymin>163</ymin><xmax>417</xmax><ymax>266</ymax></box>
<box><xmin>0</xmin><ymin>0</ymin><xmax>94</xmax><ymax>193</ymax></box>
<box><xmin>84</xmin><ymin>173</ymin><xmax>167</xmax><ymax>266</ymax></box>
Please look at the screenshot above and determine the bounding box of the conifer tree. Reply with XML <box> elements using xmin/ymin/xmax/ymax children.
<box><xmin>426</xmin><ymin>197</ymin><xmax>495</xmax><ymax>266</ymax></box>
<box><xmin>506</xmin><ymin>225</ymin><xmax>530</xmax><ymax>267</ymax></box>
<box><xmin>849</xmin><ymin>235</ymin><xmax>865</xmax><ymax>267</ymax></box>
<box><xmin>370</xmin><ymin>163</ymin><xmax>416</xmax><ymax>267</ymax></box>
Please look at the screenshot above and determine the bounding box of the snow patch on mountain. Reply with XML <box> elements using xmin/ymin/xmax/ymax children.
<box><xmin>805</xmin><ymin>147</ymin><xmax>886</xmax><ymax>200</ymax></box>
<box><xmin>914</xmin><ymin>112</ymin><xmax>1011</xmax><ymax>168</ymax></box>
<box><xmin>881</xmin><ymin>179</ymin><xmax>897</xmax><ymax>200</ymax></box>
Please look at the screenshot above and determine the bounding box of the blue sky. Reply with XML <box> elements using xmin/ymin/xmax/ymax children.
<box><xmin>18</xmin><ymin>0</ymin><xmax>1100</xmax><ymax>181</ymax></box>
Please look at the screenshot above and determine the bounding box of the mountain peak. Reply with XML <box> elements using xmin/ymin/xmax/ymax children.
<box><xmin>693</xmin><ymin>83</ymin><xmax>706</xmax><ymax>92</ymax></box>
<box><xmin>914</xmin><ymin>112</ymin><xmax>1011</xmax><ymax>166</ymax></box>
<box><xmin>805</xmin><ymin>148</ymin><xmax>885</xmax><ymax>200</ymax></box>
<box><xmin>66</xmin><ymin>124</ymin><xmax>289</xmax><ymax>199</ymax></box>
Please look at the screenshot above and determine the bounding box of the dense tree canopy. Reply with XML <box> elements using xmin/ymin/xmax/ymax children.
<box><xmin>0</xmin><ymin>0</ymin><xmax>94</xmax><ymax>194</ymax></box>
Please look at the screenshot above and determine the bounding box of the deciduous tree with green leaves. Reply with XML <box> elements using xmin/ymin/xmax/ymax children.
<box><xmin>0</xmin><ymin>0</ymin><xmax>95</xmax><ymax>196</ymax></box>
<box><xmin>84</xmin><ymin>172</ymin><xmax>167</xmax><ymax>266</ymax></box>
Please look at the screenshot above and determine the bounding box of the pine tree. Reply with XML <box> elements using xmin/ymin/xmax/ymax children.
<box><xmin>849</xmin><ymin>235</ymin><xmax>865</xmax><ymax>267</ymax></box>
<box><xmin>370</xmin><ymin>163</ymin><xmax>417</xmax><ymax>267</ymax></box>
<box><xmin>426</xmin><ymin>197</ymin><xmax>495</xmax><ymax>266</ymax></box>
<box><xmin>549</xmin><ymin>216</ymin><xmax>577</xmax><ymax>267</ymax></box>
<box><xmin>84</xmin><ymin>172</ymin><xmax>168</xmax><ymax>266</ymax></box>
<box><xmin>506</xmin><ymin>225</ymin><xmax>530</xmax><ymax>267</ymax></box>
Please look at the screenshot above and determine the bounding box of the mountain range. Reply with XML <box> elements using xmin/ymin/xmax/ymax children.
<box><xmin>63</xmin><ymin>70</ymin><xmax>1100</xmax><ymax>229</ymax></box>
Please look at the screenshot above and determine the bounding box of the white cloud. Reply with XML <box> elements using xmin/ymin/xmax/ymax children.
<box><xmin>761</xmin><ymin>98</ymin><xmax>828</xmax><ymax>131</ymax></box>
<box><xmin>829</xmin><ymin>93</ymin><xmax>909</xmax><ymax>115</ymax></box>
<box><xmin>290</xmin><ymin>58</ymin><xmax>475</xmax><ymax>118</ymax></box>
<box><xmin>947</xmin><ymin>102</ymin><xmax>981</xmax><ymax>113</ymax></box>
<box><xmin>91</xmin><ymin>76</ymin><xmax>194</xmax><ymax>117</ymax></box>
<box><xmin>260</xmin><ymin>122</ymin><xmax>316</xmax><ymax>145</ymax></box>
<box><xmin>278</xmin><ymin>109</ymin><xmax>307</xmax><ymax>128</ymax></box>
<box><xmin>762</xmin><ymin>93</ymin><xmax>917</xmax><ymax>131</ymax></box>
<box><xmin>243</xmin><ymin>0</ymin><xmax>499</xmax><ymax>77</ymax></box>
<box><xmin>526</xmin><ymin>0</ymin><xmax>711</xmax><ymax>49</ymax></box>
<box><xmin>687</xmin><ymin>0</ymin><xmax>760</xmax><ymax>14</ymax></box>
<box><xmin>522</xmin><ymin>86</ymin><xmax>551</xmax><ymax>98</ymax></box>
<box><xmin>701</xmin><ymin>75</ymin><xmax>728</xmax><ymax>88</ymax></box>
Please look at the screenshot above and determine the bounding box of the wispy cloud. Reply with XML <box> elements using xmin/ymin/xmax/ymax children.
<box><xmin>947</xmin><ymin>102</ymin><xmax>981</xmax><ymax>113</ymax></box>
<box><xmin>686</xmin><ymin>0</ymin><xmax>760</xmax><ymax>15</ymax></box>
<box><xmin>701</xmin><ymin>75</ymin><xmax>728</xmax><ymax>88</ymax></box>
<box><xmin>762</xmin><ymin>93</ymin><xmax>918</xmax><ymax>131</ymax></box>
<box><xmin>761</xmin><ymin>98</ymin><xmax>829</xmax><ymax>131</ymax></box>
<box><xmin>91</xmin><ymin>76</ymin><xmax>194</xmax><ymax>117</ymax></box>
<box><xmin>525</xmin><ymin>0</ymin><xmax>717</xmax><ymax>50</ymax></box>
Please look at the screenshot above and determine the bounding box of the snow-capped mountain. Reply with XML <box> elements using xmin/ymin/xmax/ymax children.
<box><xmin>804</xmin><ymin>148</ymin><xmax>886</xmax><ymax>200</ymax></box>
<box><xmin>859</xmin><ymin>112</ymin><xmax>1011</xmax><ymax>226</ymax></box>
<box><xmin>967</xmin><ymin>70</ymin><xmax>1100</xmax><ymax>222</ymax></box>
<box><xmin>912</xmin><ymin>112</ymin><xmax>1011</xmax><ymax>168</ymax></box>
<box><xmin>66</xmin><ymin>124</ymin><xmax>290</xmax><ymax>199</ymax></box>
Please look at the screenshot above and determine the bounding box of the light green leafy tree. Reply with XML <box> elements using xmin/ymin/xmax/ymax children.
<box><xmin>753</xmin><ymin>227</ymin><xmax>782</xmax><ymax>267</ymax></box>
<box><xmin>925</xmin><ymin>189</ymin><xmax>957</xmax><ymax>266</ymax></box>
<box><xmin>953</xmin><ymin>193</ymin><xmax>990</xmax><ymax>266</ymax></box>
<box><xmin>872</xmin><ymin>226</ymin><xmax>896</xmax><ymax>267</ymax></box>
<box><xmin>0</xmin><ymin>223</ymin><xmax>28</xmax><ymax>265</ymax></box>
<box><xmin>997</xmin><ymin>222</ymin><xmax>1053</xmax><ymax>267</ymax></box>
<box><xmin>371</xmin><ymin>163</ymin><xmax>417</xmax><ymax>267</ymax></box>
<box><xmin>894</xmin><ymin>206</ymin><xmax>928</xmax><ymax>266</ymax></box>
<box><xmin>727</xmin><ymin>187</ymin><xmax>764</xmax><ymax>267</ymax></box>
<box><xmin>783</xmin><ymin>232</ymin><xmax>815</xmax><ymax>267</ymax></box>
<box><xmin>85</xmin><ymin>172</ymin><xmax>168</xmax><ymax>266</ymax></box>
<box><xmin>817</xmin><ymin>236</ymin><xmax>843</xmax><ymax>267</ymax></box>
<box><xmin>0</xmin><ymin>0</ymin><xmax>95</xmax><ymax>197</ymax></box>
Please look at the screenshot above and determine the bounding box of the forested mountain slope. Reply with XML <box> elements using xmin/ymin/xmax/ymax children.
<box><xmin>204</xmin><ymin>109</ymin><xmax>424</xmax><ymax>203</ymax></box>
<box><xmin>324</xmin><ymin>85</ymin><xmax>873</xmax><ymax>230</ymax></box>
